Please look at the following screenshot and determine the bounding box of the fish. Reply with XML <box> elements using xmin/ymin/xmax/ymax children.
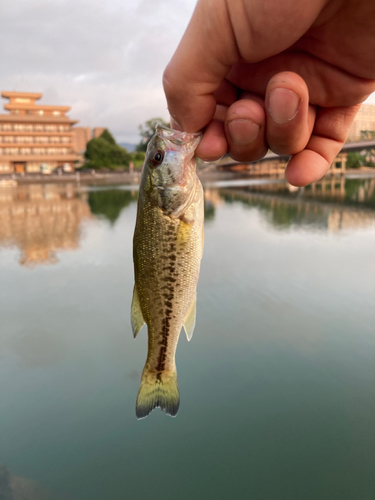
<box><xmin>131</xmin><ymin>124</ymin><xmax>204</xmax><ymax>419</ymax></box>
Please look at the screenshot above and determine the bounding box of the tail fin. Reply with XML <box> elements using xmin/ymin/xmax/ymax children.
<box><xmin>136</xmin><ymin>370</ymin><xmax>180</xmax><ymax>419</ymax></box>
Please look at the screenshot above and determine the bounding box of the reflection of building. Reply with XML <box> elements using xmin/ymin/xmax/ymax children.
<box><xmin>0</xmin><ymin>91</ymin><xmax>81</xmax><ymax>174</ymax></box>
<box><xmin>347</xmin><ymin>104</ymin><xmax>375</xmax><ymax>141</ymax></box>
<box><xmin>0</xmin><ymin>184</ymin><xmax>91</xmax><ymax>266</ymax></box>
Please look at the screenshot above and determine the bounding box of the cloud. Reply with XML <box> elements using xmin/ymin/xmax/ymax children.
<box><xmin>2</xmin><ymin>0</ymin><xmax>374</xmax><ymax>144</ymax></box>
<box><xmin>0</xmin><ymin>0</ymin><xmax>197</xmax><ymax>143</ymax></box>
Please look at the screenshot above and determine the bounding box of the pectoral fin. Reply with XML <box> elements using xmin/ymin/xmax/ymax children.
<box><xmin>131</xmin><ymin>285</ymin><xmax>145</xmax><ymax>338</ymax></box>
<box><xmin>183</xmin><ymin>294</ymin><xmax>196</xmax><ymax>342</ymax></box>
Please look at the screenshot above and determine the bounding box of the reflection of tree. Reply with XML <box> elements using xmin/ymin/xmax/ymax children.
<box><xmin>204</xmin><ymin>199</ymin><xmax>216</xmax><ymax>221</ymax></box>
<box><xmin>218</xmin><ymin>178</ymin><xmax>375</xmax><ymax>231</ymax></box>
<box><xmin>88</xmin><ymin>189</ymin><xmax>137</xmax><ymax>224</ymax></box>
<box><xmin>345</xmin><ymin>179</ymin><xmax>375</xmax><ymax>209</ymax></box>
<box><xmin>220</xmin><ymin>191</ymin><xmax>327</xmax><ymax>229</ymax></box>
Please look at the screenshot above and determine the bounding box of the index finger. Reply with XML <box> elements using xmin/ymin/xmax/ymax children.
<box><xmin>163</xmin><ymin>0</ymin><xmax>238</xmax><ymax>132</ymax></box>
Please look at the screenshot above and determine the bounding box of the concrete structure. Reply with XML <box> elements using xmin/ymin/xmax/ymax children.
<box><xmin>0</xmin><ymin>91</ymin><xmax>79</xmax><ymax>174</ymax></box>
<box><xmin>347</xmin><ymin>103</ymin><xmax>375</xmax><ymax>141</ymax></box>
<box><xmin>72</xmin><ymin>126</ymin><xmax>91</xmax><ymax>154</ymax></box>
<box><xmin>93</xmin><ymin>127</ymin><xmax>105</xmax><ymax>138</ymax></box>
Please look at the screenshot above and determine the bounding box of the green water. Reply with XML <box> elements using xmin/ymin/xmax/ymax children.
<box><xmin>0</xmin><ymin>177</ymin><xmax>374</xmax><ymax>499</ymax></box>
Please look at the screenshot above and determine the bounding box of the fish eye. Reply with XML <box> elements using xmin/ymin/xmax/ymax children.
<box><xmin>149</xmin><ymin>149</ymin><xmax>164</xmax><ymax>167</ymax></box>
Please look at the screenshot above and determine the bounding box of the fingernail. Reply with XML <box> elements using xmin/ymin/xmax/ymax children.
<box><xmin>227</xmin><ymin>119</ymin><xmax>260</xmax><ymax>146</ymax></box>
<box><xmin>268</xmin><ymin>88</ymin><xmax>300</xmax><ymax>124</ymax></box>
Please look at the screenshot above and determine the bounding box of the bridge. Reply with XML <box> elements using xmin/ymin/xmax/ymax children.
<box><xmin>219</xmin><ymin>139</ymin><xmax>375</xmax><ymax>169</ymax></box>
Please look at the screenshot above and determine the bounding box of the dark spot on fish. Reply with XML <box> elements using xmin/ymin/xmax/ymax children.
<box><xmin>156</xmin><ymin>345</ymin><xmax>167</xmax><ymax>372</ymax></box>
<box><xmin>165</xmin><ymin>300</ymin><xmax>173</xmax><ymax>309</ymax></box>
<box><xmin>169</xmin><ymin>255</ymin><xmax>177</xmax><ymax>261</ymax></box>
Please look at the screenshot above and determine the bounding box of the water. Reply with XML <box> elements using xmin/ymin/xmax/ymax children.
<box><xmin>0</xmin><ymin>177</ymin><xmax>374</xmax><ymax>499</ymax></box>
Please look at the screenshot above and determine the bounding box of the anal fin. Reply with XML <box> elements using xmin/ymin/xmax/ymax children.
<box><xmin>183</xmin><ymin>294</ymin><xmax>196</xmax><ymax>342</ymax></box>
<box><xmin>131</xmin><ymin>285</ymin><xmax>145</xmax><ymax>338</ymax></box>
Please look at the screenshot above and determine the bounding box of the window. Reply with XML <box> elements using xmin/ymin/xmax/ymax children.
<box><xmin>37</xmin><ymin>110</ymin><xmax>44</xmax><ymax>115</ymax></box>
<box><xmin>53</xmin><ymin>111</ymin><xmax>61</xmax><ymax>116</ymax></box>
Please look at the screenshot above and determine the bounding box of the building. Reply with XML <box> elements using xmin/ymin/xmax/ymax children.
<box><xmin>0</xmin><ymin>91</ymin><xmax>80</xmax><ymax>174</ymax></box>
<box><xmin>93</xmin><ymin>127</ymin><xmax>105</xmax><ymax>138</ymax></box>
<box><xmin>72</xmin><ymin>126</ymin><xmax>92</xmax><ymax>154</ymax></box>
<box><xmin>347</xmin><ymin>103</ymin><xmax>375</xmax><ymax>141</ymax></box>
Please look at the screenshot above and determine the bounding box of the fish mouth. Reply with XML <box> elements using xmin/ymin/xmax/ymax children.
<box><xmin>155</xmin><ymin>124</ymin><xmax>202</xmax><ymax>152</ymax></box>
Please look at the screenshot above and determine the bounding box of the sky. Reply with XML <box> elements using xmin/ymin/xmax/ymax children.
<box><xmin>0</xmin><ymin>0</ymin><xmax>197</xmax><ymax>144</ymax></box>
<box><xmin>1</xmin><ymin>0</ymin><xmax>375</xmax><ymax>145</ymax></box>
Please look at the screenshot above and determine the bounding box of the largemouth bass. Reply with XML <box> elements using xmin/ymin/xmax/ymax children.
<box><xmin>132</xmin><ymin>124</ymin><xmax>204</xmax><ymax>419</ymax></box>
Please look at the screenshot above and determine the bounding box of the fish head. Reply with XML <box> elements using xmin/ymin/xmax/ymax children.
<box><xmin>142</xmin><ymin>124</ymin><xmax>202</xmax><ymax>218</ymax></box>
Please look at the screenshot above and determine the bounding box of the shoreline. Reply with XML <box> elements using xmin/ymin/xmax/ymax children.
<box><xmin>0</xmin><ymin>167</ymin><xmax>374</xmax><ymax>187</ymax></box>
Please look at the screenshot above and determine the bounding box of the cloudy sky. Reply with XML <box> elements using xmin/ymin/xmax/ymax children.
<box><xmin>1</xmin><ymin>0</ymin><xmax>375</xmax><ymax>145</ymax></box>
<box><xmin>0</xmin><ymin>0</ymin><xmax>197</xmax><ymax>144</ymax></box>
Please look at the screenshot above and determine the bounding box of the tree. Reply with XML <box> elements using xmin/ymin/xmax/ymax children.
<box><xmin>359</xmin><ymin>130</ymin><xmax>375</xmax><ymax>141</ymax></box>
<box><xmin>136</xmin><ymin>117</ymin><xmax>169</xmax><ymax>152</ymax></box>
<box><xmin>85</xmin><ymin>129</ymin><xmax>131</xmax><ymax>169</ymax></box>
<box><xmin>346</xmin><ymin>152</ymin><xmax>365</xmax><ymax>169</ymax></box>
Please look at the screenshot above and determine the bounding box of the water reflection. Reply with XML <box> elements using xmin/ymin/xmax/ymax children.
<box><xmin>0</xmin><ymin>464</ymin><xmax>48</xmax><ymax>500</ymax></box>
<box><xmin>0</xmin><ymin>184</ymin><xmax>91</xmax><ymax>267</ymax></box>
<box><xmin>0</xmin><ymin>177</ymin><xmax>374</xmax><ymax>268</ymax></box>
<box><xmin>205</xmin><ymin>176</ymin><xmax>375</xmax><ymax>232</ymax></box>
<box><xmin>88</xmin><ymin>189</ymin><xmax>137</xmax><ymax>225</ymax></box>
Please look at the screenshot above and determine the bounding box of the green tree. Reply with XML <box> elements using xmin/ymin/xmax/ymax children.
<box><xmin>85</xmin><ymin>129</ymin><xmax>131</xmax><ymax>169</ymax></box>
<box><xmin>136</xmin><ymin>117</ymin><xmax>169</xmax><ymax>152</ymax></box>
<box><xmin>359</xmin><ymin>130</ymin><xmax>375</xmax><ymax>141</ymax></box>
<box><xmin>346</xmin><ymin>152</ymin><xmax>365</xmax><ymax>169</ymax></box>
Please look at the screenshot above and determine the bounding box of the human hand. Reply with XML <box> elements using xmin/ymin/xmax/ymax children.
<box><xmin>163</xmin><ymin>0</ymin><xmax>375</xmax><ymax>186</ymax></box>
